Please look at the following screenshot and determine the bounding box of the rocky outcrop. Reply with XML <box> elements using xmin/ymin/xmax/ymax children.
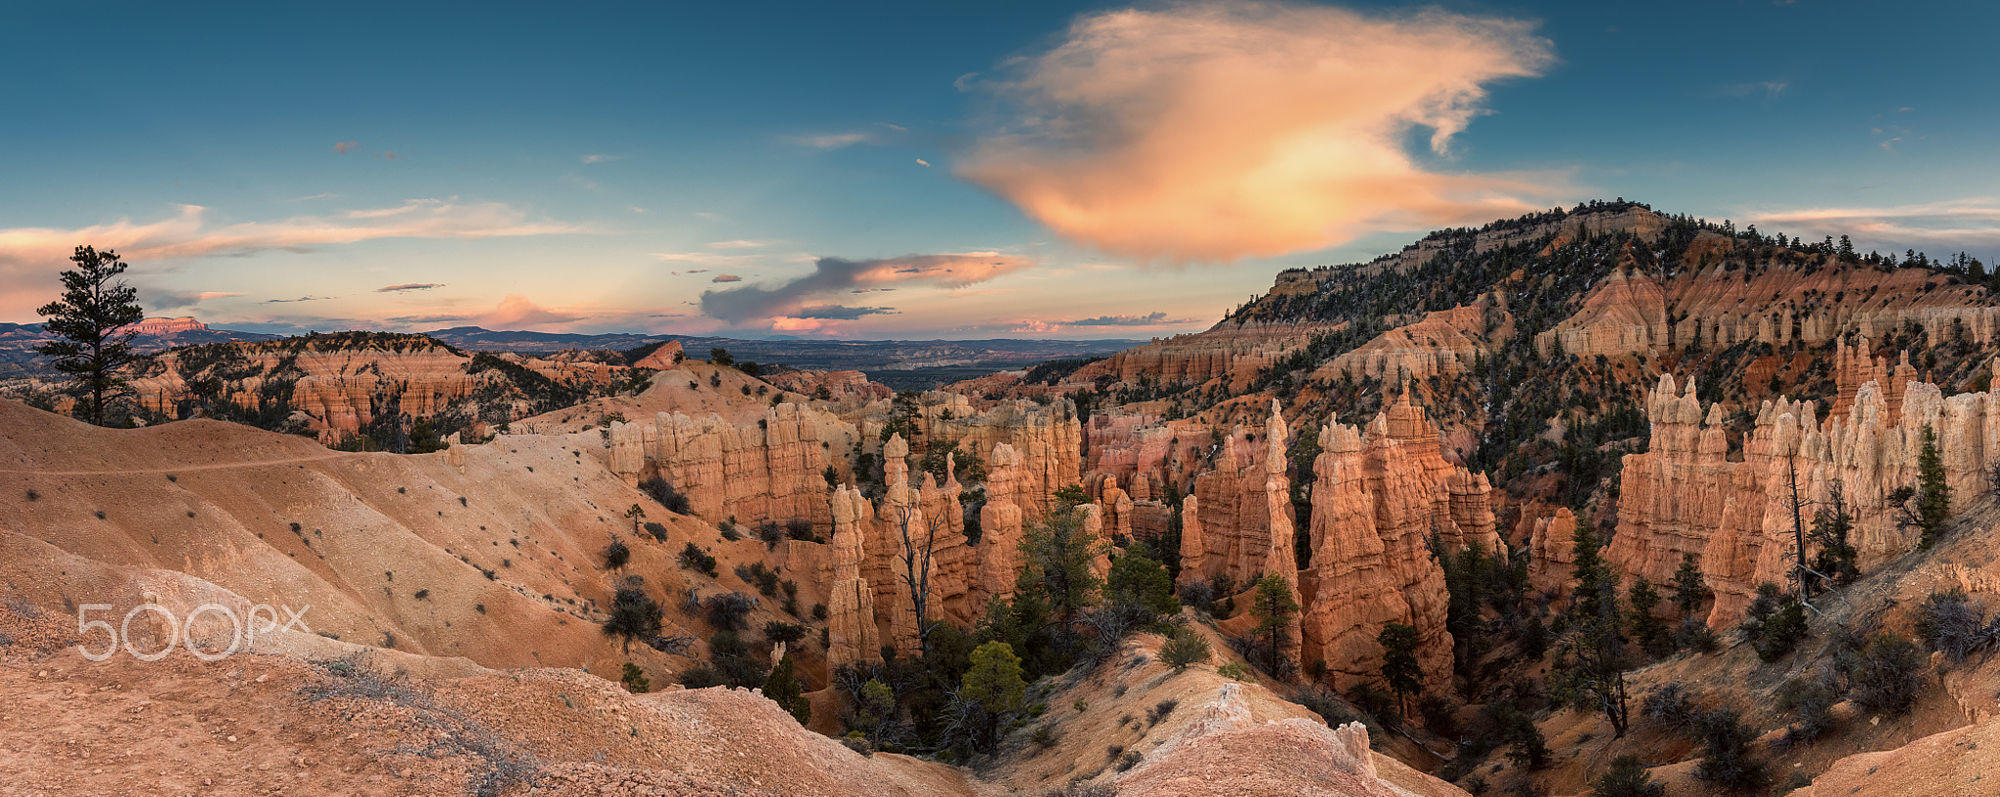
<box><xmin>826</xmin><ymin>485</ymin><xmax>882</xmax><ymax>671</ymax></box>
<box><xmin>1320</xmin><ymin>300</ymin><xmax>1495</xmax><ymax>382</ymax></box>
<box><xmin>630</xmin><ymin>340</ymin><xmax>685</xmax><ymax>370</ymax></box>
<box><xmin>1181</xmin><ymin>401</ymin><xmax>1296</xmax><ymax>591</ymax></box>
<box><xmin>1611</xmin><ymin>362</ymin><xmax>2000</xmax><ymax>625</ymax></box>
<box><xmin>975</xmin><ymin>443</ymin><xmax>1029</xmax><ymax>611</ymax></box>
<box><xmin>608</xmin><ymin>403</ymin><xmax>851</xmax><ymax>531</ymax></box>
<box><xmin>1830</xmin><ymin>335</ymin><xmax>1919</xmax><ymax>421</ymax></box>
<box><xmin>1298</xmin><ymin>413</ymin><xmax>1455</xmax><ymax>692</ymax></box>
<box><xmin>125</xmin><ymin>334</ymin><xmax>626</xmax><ymax>443</ymax></box>
<box><xmin>1524</xmin><ymin>507</ymin><xmax>1580</xmax><ymax>596</ymax></box>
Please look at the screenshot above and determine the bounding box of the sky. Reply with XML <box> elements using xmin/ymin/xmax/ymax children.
<box><xmin>2</xmin><ymin>0</ymin><xmax>1997</xmax><ymax>339</ymax></box>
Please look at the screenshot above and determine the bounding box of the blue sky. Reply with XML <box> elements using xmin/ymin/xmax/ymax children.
<box><xmin>2</xmin><ymin>0</ymin><xmax>1995</xmax><ymax>337</ymax></box>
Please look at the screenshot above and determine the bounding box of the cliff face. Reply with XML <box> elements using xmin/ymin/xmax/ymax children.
<box><xmin>608</xmin><ymin>402</ymin><xmax>855</xmax><ymax>531</ymax></box>
<box><xmin>1610</xmin><ymin>359</ymin><xmax>2000</xmax><ymax>625</ymax></box>
<box><xmin>896</xmin><ymin>394</ymin><xmax>1084</xmax><ymax>521</ymax></box>
<box><xmin>125</xmin><ymin>334</ymin><xmax>625</xmax><ymax>443</ymax></box>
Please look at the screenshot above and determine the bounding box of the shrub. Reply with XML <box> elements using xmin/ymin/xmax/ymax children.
<box><xmin>678</xmin><ymin>542</ymin><xmax>718</xmax><ymax>576</ymax></box>
<box><xmin>1775</xmin><ymin>668</ymin><xmax>1840</xmax><ymax>747</ymax></box>
<box><xmin>1176</xmin><ymin>580</ymin><xmax>1215</xmax><ymax>613</ymax></box>
<box><xmin>1849</xmin><ymin>633</ymin><xmax>1922</xmax><ymax>717</ymax></box>
<box><xmin>1590</xmin><ymin>755</ymin><xmax>1664</xmax><ymax>797</ymax></box>
<box><xmin>764</xmin><ymin>620</ymin><xmax>807</xmax><ymax>645</ymax></box>
<box><xmin>708</xmin><ymin>630</ymin><xmax>768</xmax><ymax>687</ymax></box>
<box><xmin>1672</xmin><ymin>615</ymin><xmax>1719</xmax><ymax>653</ymax></box>
<box><xmin>703</xmin><ymin>591</ymin><xmax>755</xmax><ymax>631</ymax></box>
<box><xmin>1216</xmin><ymin>662</ymin><xmax>1250</xmax><ymax>681</ymax></box>
<box><xmin>639</xmin><ymin>476</ymin><xmax>691</xmax><ymax>514</ymax></box>
<box><xmin>601</xmin><ymin>538</ymin><xmax>630</xmax><ymax>569</ymax></box>
<box><xmin>756</xmin><ymin>521</ymin><xmax>785</xmax><ymax>549</ymax></box>
<box><xmin>602</xmin><ymin>585</ymin><xmax>663</xmax><ymax>651</ymax></box>
<box><xmin>1693</xmin><ymin>707</ymin><xmax>1765</xmax><ymax>792</ymax></box>
<box><xmin>642</xmin><ymin>521</ymin><xmax>669</xmax><ymax>542</ymax></box>
<box><xmin>1641</xmin><ymin>682</ymin><xmax>1699</xmax><ymax>733</ymax></box>
<box><xmin>1915</xmin><ymin>590</ymin><xmax>2000</xmax><ymax>661</ymax></box>
<box><xmin>1146</xmin><ymin>699</ymin><xmax>1177</xmax><ymax>726</ymax></box>
<box><xmin>785</xmin><ymin>518</ymin><xmax>817</xmax><ymax>543</ymax></box>
<box><xmin>1740</xmin><ymin>583</ymin><xmax>1807</xmax><ymax>662</ymax></box>
<box><xmin>1158</xmin><ymin>630</ymin><xmax>1211</xmax><ymax>671</ymax></box>
<box><xmin>678</xmin><ymin>665</ymin><xmax>721</xmax><ymax>688</ymax></box>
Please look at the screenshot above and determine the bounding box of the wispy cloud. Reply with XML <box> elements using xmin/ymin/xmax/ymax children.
<box><xmin>787</xmin><ymin>131</ymin><xmax>876</xmax><ymax>150</ymax></box>
<box><xmin>707</xmin><ymin>239</ymin><xmax>773</xmax><ymax>249</ymax></box>
<box><xmin>1747</xmin><ymin>198</ymin><xmax>2000</xmax><ymax>251</ymax></box>
<box><xmin>265</xmin><ymin>295</ymin><xmax>332</xmax><ymax>304</ymax></box>
<box><xmin>0</xmin><ymin>200</ymin><xmax>588</xmax><ymax>317</ymax></box>
<box><xmin>333</xmin><ymin>141</ymin><xmax>359</xmax><ymax>154</ymax></box>
<box><xmin>652</xmin><ymin>251</ymin><xmax>761</xmax><ymax>267</ymax></box>
<box><xmin>1062</xmin><ymin>311</ymin><xmax>1181</xmax><ymax>326</ymax></box>
<box><xmin>1715</xmin><ymin>79</ymin><xmax>1790</xmax><ymax>102</ymax></box>
<box><xmin>958</xmin><ymin>0</ymin><xmax>1560</xmax><ymax>262</ymax></box>
<box><xmin>915</xmin><ymin>158</ymin><xmax>932</xmax><ymax>168</ymax></box>
<box><xmin>377</xmin><ymin>282</ymin><xmax>443</xmax><ymax>292</ymax></box>
<box><xmin>581</xmin><ymin>153</ymin><xmax>623</xmax><ymax>164</ymax></box>
<box><xmin>700</xmin><ymin>252</ymin><xmax>1032</xmax><ymax>323</ymax></box>
<box><xmin>711</xmin><ymin>274</ymin><xmax>743</xmax><ymax>283</ymax></box>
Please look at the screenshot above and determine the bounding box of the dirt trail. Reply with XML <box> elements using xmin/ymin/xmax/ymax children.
<box><xmin>0</xmin><ymin>452</ymin><xmax>351</xmax><ymax>476</ymax></box>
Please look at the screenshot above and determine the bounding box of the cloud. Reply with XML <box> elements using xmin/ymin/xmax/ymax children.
<box><xmin>711</xmin><ymin>274</ymin><xmax>743</xmax><ymax>283</ymax></box>
<box><xmin>1747</xmin><ymin>198</ymin><xmax>2000</xmax><ymax>252</ymax></box>
<box><xmin>791</xmin><ymin>304</ymin><xmax>896</xmax><ymax>319</ymax></box>
<box><xmin>1716</xmin><ymin>79</ymin><xmax>1790</xmax><ymax>101</ymax></box>
<box><xmin>480</xmin><ymin>294</ymin><xmax>582</xmax><ymax>328</ymax></box>
<box><xmin>146</xmin><ymin>289</ymin><xmax>244</xmax><ymax>312</ymax></box>
<box><xmin>652</xmin><ymin>251</ymin><xmax>761</xmax><ymax>267</ymax></box>
<box><xmin>916</xmin><ymin>158</ymin><xmax>932</xmax><ymax>168</ymax></box>
<box><xmin>581</xmin><ymin>153</ymin><xmax>623</xmax><ymax>164</ymax></box>
<box><xmin>377</xmin><ymin>282</ymin><xmax>443</xmax><ymax>292</ymax></box>
<box><xmin>707</xmin><ymin>239</ymin><xmax>772</xmax><ymax>249</ymax></box>
<box><xmin>265</xmin><ymin>295</ymin><xmax>331</xmax><ymax>304</ymax></box>
<box><xmin>333</xmin><ymin>141</ymin><xmax>359</xmax><ymax>154</ymax></box>
<box><xmin>787</xmin><ymin>131</ymin><xmax>876</xmax><ymax>150</ymax></box>
<box><xmin>700</xmin><ymin>252</ymin><xmax>1032</xmax><ymax>322</ymax></box>
<box><xmin>0</xmin><ymin>200</ymin><xmax>585</xmax><ymax>317</ymax></box>
<box><xmin>957</xmin><ymin>1</ymin><xmax>1559</xmax><ymax>262</ymax></box>
<box><xmin>1062</xmin><ymin>311</ymin><xmax>1176</xmax><ymax>326</ymax></box>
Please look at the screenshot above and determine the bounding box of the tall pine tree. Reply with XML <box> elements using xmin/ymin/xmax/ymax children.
<box><xmin>36</xmin><ymin>245</ymin><xmax>144</xmax><ymax>426</ymax></box>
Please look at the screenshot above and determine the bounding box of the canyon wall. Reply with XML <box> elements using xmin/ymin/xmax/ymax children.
<box><xmin>1611</xmin><ymin>360</ymin><xmax>2000</xmax><ymax>625</ymax></box>
<box><xmin>608</xmin><ymin>402</ymin><xmax>855</xmax><ymax>531</ymax></box>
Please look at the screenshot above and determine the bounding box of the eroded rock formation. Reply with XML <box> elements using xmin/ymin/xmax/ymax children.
<box><xmin>1611</xmin><ymin>362</ymin><xmax>2000</xmax><ymax>624</ymax></box>
<box><xmin>608</xmin><ymin>403</ymin><xmax>852</xmax><ymax>530</ymax></box>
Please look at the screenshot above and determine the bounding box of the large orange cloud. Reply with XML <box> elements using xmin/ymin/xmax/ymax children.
<box><xmin>958</xmin><ymin>1</ymin><xmax>1559</xmax><ymax>262</ymax></box>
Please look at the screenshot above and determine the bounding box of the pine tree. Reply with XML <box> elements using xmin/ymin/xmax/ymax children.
<box><xmin>1249</xmin><ymin>572</ymin><xmax>1300</xmax><ymax>676</ymax></box>
<box><xmin>1670</xmin><ymin>554</ymin><xmax>1706</xmax><ymax>618</ymax></box>
<box><xmin>763</xmin><ymin>654</ymin><xmax>811</xmax><ymax>725</ymax></box>
<box><xmin>1570</xmin><ymin>519</ymin><xmax>1610</xmax><ymax>619</ymax></box>
<box><xmin>36</xmin><ymin>245</ymin><xmax>144</xmax><ymax>426</ymax></box>
<box><xmin>620</xmin><ymin>662</ymin><xmax>651</xmax><ymax>694</ymax></box>
<box><xmin>1627</xmin><ymin>578</ymin><xmax>1672</xmax><ymax>658</ymax></box>
<box><xmin>1808</xmin><ymin>479</ymin><xmax>1859</xmax><ymax>587</ymax></box>
<box><xmin>1916</xmin><ymin>425</ymin><xmax>1952</xmax><ymax>548</ymax></box>
<box><xmin>1378</xmin><ymin>622</ymin><xmax>1424</xmax><ymax>717</ymax></box>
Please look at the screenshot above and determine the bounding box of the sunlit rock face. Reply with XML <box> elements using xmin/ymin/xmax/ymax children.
<box><xmin>1610</xmin><ymin>359</ymin><xmax>2000</xmax><ymax>625</ymax></box>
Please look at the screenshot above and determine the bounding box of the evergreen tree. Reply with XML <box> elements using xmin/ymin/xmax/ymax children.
<box><xmin>1670</xmin><ymin>554</ymin><xmax>1706</xmax><ymax>618</ymax></box>
<box><xmin>1916</xmin><ymin>425</ymin><xmax>1952</xmax><ymax>548</ymax></box>
<box><xmin>1377</xmin><ymin>622</ymin><xmax>1424</xmax><ymax>717</ymax></box>
<box><xmin>620</xmin><ymin>662</ymin><xmax>651</xmax><ymax>694</ymax></box>
<box><xmin>1808</xmin><ymin>479</ymin><xmax>1859</xmax><ymax>587</ymax></box>
<box><xmin>1107</xmin><ymin>552</ymin><xmax>1179</xmax><ymax>619</ymax></box>
<box><xmin>1570</xmin><ymin>519</ymin><xmax>1611</xmax><ymax>619</ymax></box>
<box><xmin>36</xmin><ymin>245</ymin><xmax>144</xmax><ymax>426</ymax></box>
<box><xmin>763</xmin><ymin>654</ymin><xmax>811</xmax><ymax>725</ymax></box>
<box><xmin>1554</xmin><ymin>536</ymin><xmax>1632</xmax><ymax>736</ymax></box>
<box><xmin>1249</xmin><ymin>572</ymin><xmax>1300</xmax><ymax>676</ymax></box>
<box><xmin>1627</xmin><ymin>578</ymin><xmax>1672</xmax><ymax>658</ymax></box>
